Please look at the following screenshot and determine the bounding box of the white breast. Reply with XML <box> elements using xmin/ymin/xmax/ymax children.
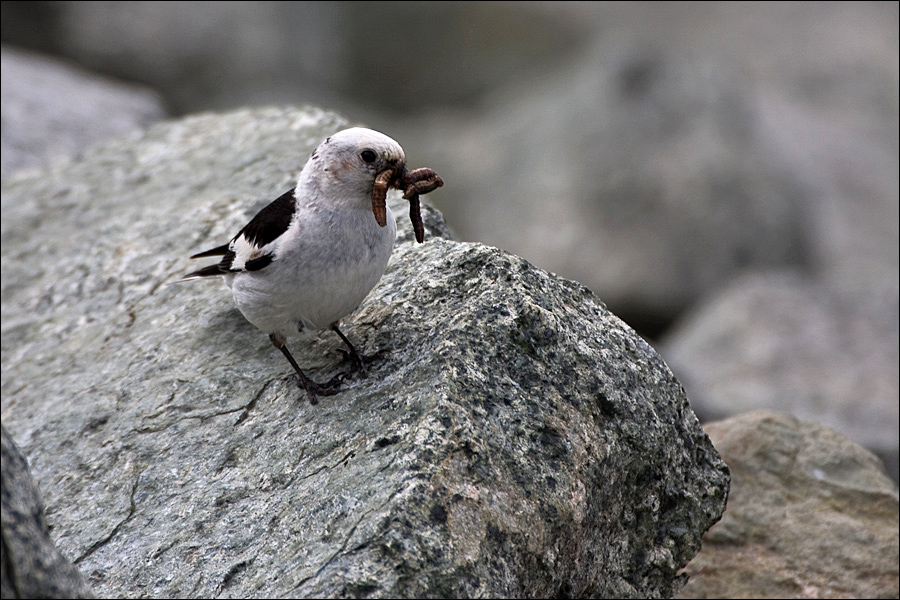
<box><xmin>228</xmin><ymin>204</ymin><xmax>397</xmax><ymax>338</ymax></box>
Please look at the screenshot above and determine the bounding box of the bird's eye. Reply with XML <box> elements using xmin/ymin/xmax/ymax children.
<box><xmin>360</xmin><ymin>149</ymin><xmax>377</xmax><ymax>164</ymax></box>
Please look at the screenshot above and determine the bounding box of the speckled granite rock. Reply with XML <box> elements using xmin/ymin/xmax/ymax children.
<box><xmin>1</xmin><ymin>106</ymin><xmax>728</xmax><ymax>598</ymax></box>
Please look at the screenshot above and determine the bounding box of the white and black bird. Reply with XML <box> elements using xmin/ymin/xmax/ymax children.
<box><xmin>181</xmin><ymin>127</ymin><xmax>410</xmax><ymax>405</ymax></box>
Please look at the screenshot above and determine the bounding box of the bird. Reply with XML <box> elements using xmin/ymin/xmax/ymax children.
<box><xmin>180</xmin><ymin>127</ymin><xmax>407</xmax><ymax>405</ymax></box>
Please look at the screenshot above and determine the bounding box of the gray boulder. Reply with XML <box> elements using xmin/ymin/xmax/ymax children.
<box><xmin>1</xmin><ymin>426</ymin><xmax>94</xmax><ymax>599</ymax></box>
<box><xmin>660</xmin><ymin>271</ymin><xmax>899</xmax><ymax>481</ymax></box>
<box><xmin>679</xmin><ymin>410</ymin><xmax>899</xmax><ymax>599</ymax></box>
<box><xmin>1</xmin><ymin>106</ymin><xmax>728</xmax><ymax>598</ymax></box>
<box><xmin>0</xmin><ymin>46</ymin><xmax>166</xmax><ymax>180</ymax></box>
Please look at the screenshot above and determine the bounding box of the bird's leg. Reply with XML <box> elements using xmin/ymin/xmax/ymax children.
<box><xmin>269</xmin><ymin>333</ymin><xmax>342</xmax><ymax>405</ymax></box>
<box><xmin>331</xmin><ymin>324</ymin><xmax>368</xmax><ymax>377</ymax></box>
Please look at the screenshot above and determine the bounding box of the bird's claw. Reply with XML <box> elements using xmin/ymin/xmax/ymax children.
<box><xmin>337</xmin><ymin>348</ymin><xmax>369</xmax><ymax>378</ymax></box>
<box><xmin>294</xmin><ymin>372</ymin><xmax>346</xmax><ymax>405</ymax></box>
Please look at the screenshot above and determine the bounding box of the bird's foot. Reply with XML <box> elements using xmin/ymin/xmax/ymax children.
<box><xmin>293</xmin><ymin>371</ymin><xmax>346</xmax><ymax>405</ymax></box>
<box><xmin>336</xmin><ymin>348</ymin><xmax>387</xmax><ymax>379</ymax></box>
<box><xmin>337</xmin><ymin>348</ymin><xmax>368</xmax><ymax>378</ymax></box>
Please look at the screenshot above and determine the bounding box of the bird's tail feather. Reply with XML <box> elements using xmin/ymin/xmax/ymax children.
<box><xmin>190</xmin><ymin>243</ymin><xmax>231</xmax><ymax>259</ymax></box>
<box><xmin>173</xmin><ymin>263</ymin><xmax>229</xmax><ymax>283</ymax></box>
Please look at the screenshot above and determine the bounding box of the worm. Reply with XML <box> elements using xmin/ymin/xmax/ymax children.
<box><xmin>372</xmin><ymin>165</ymin><xmax>443</xmax><ymax>243</ymax></box>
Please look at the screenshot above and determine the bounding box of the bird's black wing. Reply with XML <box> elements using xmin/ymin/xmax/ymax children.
<box><xmin>235</xmin><ymin>188</ymin><xmax>297</xmax><ymax>248</ymax></box>
<box><xmin>182</xmin><ymin>188</ymin><xmax>296</xmax><ymax>279</ymax></box>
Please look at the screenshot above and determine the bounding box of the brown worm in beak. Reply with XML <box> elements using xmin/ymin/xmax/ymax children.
<box><xmin>371</xmin><ymin>167</ymin><xmax>395</xmax><ymax>228</ymax></box>
<box><xmin>400</xmin><ymin>167</ymin><xmax>444</xmax><ymax>243</ymax></box>
<box><xmin>371</xmin><ymin>165</ymin><xmax>444</xmax><ymax>243</ymax></box>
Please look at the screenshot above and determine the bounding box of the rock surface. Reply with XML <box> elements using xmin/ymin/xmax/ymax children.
<box><xmin>1</xmin><ymin>106</ymin><xmax>729</xmax><ymax>598</ymax></box>
<box><xmin>0</xmin><ymin>45</ymin><xmax>166</xmax><ymax>180</ymax></box>
<box><xmin>679</xmin><ymin>411</ymin><xmax>899</xmax><ymax>599</ymax></box>
<box><xmin>1</xmin><ymin>426</ymin><xmax>94</xmax><ymax>599</ymax></box>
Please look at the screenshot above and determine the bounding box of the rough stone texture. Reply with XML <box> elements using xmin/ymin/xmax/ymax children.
<box><xmin>679</xmin><ymin>411</ymin><xmax>899</xmax><ymax>599</ymax></box>
<box><xmin>0</xmin><ymin>45</ymin><xmax>166</xmax><ymax>180</ymax></box>
<box><xmin>660</xmin><ymin>271</ymin><xmax>900</xmax><ymax>482</ymax></box>
<box><xmin>1</xmin><ymin>426</ymin><xmax>94</xmax><ymax>599</ymax></box>
<box><xmin>1</xmin><ymin>106</ymin><xmax>729</xmax><ymax>598</ymax></box>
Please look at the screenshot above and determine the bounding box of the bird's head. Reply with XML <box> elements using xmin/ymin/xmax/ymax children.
<box><xmin>303</xmin><ymin>127</ymin><xmax>407</xmax><ymax>199</ymax></box>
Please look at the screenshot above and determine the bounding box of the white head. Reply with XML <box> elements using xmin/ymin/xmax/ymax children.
<box><xmin>300</xmin><ymin>127</ymin><xmax>406</xmax><ymax>201</ymax></box>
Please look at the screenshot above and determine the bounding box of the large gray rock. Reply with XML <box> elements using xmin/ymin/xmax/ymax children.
<box><xmin>0</xmin><ymin>46</ymin><xmax>166</xmax><ymax>180</ymax></box>
<box><xmin>1</xmin><ymin>426</ymin><xmax>94</xmax><ymax>599</ymax></box>
<box><xmin>1</xmin><ymin>106</ymin><xmax>728</xmax><ymax>598</ymax></box>
<box><xmin>660</xmin><ymin>271</ymin><xmax>899</xmax><ymax>481</ymax></box>
<box><xmin>679</xmin><ymin>411</ymin><xmax>899</xmax><ymax>599</ymax></box>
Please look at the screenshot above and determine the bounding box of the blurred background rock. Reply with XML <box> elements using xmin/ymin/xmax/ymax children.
<box><xmin>2</xmin><ymin>1</ymin><xmax>897</xmax><ymax>480</ymax></box>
